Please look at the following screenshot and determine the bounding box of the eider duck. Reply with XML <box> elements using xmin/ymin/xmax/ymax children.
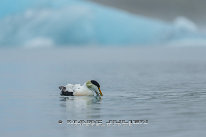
<box><xmin>59</xmin><ymin>80</ymin><xmax>103</xmax><ymax>96</ymax></box>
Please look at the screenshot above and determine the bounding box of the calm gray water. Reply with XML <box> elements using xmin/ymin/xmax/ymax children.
<box><xmin>0</xmin><ymin>47</ymin><xmax>206</xmax><ymax>137</ymax></box>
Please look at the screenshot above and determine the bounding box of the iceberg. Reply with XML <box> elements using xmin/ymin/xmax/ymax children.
<box><xmin>0</xmin><ymin>0</ymin><xmax>205</xmax><ymax>47</ymax></box>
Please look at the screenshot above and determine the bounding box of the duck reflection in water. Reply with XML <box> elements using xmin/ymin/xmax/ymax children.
<box><xmin>59</xmin><ymin>96</ymin><xmax>102</xmax><ymax>119</ymax></box>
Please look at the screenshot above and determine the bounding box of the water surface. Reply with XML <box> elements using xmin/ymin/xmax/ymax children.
<box><xmin>0</xmin><ymin>47</ymin><xmax>206</xmax><ymax>137</ymax></box>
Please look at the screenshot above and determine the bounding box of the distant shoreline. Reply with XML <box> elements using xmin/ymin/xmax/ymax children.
<box><xmin>90</xmin><ymin>0</ymin><xmax>206</xmax><ymax>27</ymax></box>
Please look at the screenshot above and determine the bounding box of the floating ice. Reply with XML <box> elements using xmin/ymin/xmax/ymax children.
<box><xmin>0</xmin><ymin>0</ymin><xmax>205</xmax><ymax>47</ymax></box>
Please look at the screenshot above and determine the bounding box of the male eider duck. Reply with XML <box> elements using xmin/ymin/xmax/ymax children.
<box><xmin>59</xmin><ymin>80</ymin><xmax>103</xmax><ymax>96</ymax></box>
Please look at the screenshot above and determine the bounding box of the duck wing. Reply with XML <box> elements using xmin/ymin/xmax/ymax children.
<box><xmin>59</xmin><ymin>84</ymin><xmax>81</xmax><ymax>96</ymax></box>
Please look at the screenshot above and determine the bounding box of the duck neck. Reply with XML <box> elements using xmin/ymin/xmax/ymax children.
<box><xmin>84</xmin><ymin>83</ymin><xmax>99</xmax><ymax>96</ymax></box>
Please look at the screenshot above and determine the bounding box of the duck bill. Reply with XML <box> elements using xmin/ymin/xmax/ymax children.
<box><xmin>99</xmin><ymin>88</ymin><xmax>103</xmax><ymax>96</ymax></box>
